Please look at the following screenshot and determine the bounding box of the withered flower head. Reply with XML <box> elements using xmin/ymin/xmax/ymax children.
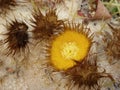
<box><xmin>32</xmin><ymin>9</ymin><xmax>63</xmax><ymax>40</ymax></box>
<box><xmin>65</xmin><ymin>60</ymin><xmax>114</xmax><ymax>90</ymax></box>
<box><xmin>4</xmin><ymin>20</ymin><xmax>29</xmax><ymax>55</ymax></box>
<box><xmin>105</xmin><ymin>24</ymin><xmax>120</xmax><ymax>61</ymax></box>
<box><xmin>0</xmin><ymin>0</ymin><xmax>17</xmax><ymax>14</ymax></box>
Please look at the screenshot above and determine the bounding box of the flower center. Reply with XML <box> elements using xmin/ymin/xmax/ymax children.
<box><xmin>61</xmin><ymin>42</ymin><xmax>79</xmax><ymax>60</ymax></box>
<box><xmin>50</xmin><ymin>30</ymin><xmax>91</xmax><ymax>70</ymax></box>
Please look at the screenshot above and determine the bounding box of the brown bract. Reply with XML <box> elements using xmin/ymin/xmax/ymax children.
<box><xmin>0</xmin><ymin>0</ymin><xmax>17</xmax><ymax>14</ymax></box>
<box><xmin>32</xmin><ymin>9</ymin><xmax>64</xmax><ymax>40</ymax></box>
<box><xmin>4</xmin><ymin>20</ymin><xmax>29</xmax><ymax>56</ymax></box>
<box><xmin>92</xmin><ymin>0</ymin><xmax>111</xmax><ymax>20</ymax></box>
<box><xmin>64</xmin><ymin>59</ymin><xmax>114</xmax><ymax>90</ymax></box>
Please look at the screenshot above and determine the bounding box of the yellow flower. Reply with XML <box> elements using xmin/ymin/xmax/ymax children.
<box><xmin>50</xmin><ymin>24</ymin><xmax>92</xmax><ymax>70</ymax></box>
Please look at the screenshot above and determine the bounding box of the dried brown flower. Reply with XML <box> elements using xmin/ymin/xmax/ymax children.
<box><xmin>4</xmin><ymin>20</ymin><xmax>29</xmax><ymax>55</ymax></box>
<box><xmin>105</xmin><ymin>24</ymin><xmax>120</xmax><ymax>61</ymax></box>
<box><xmin>64</xmin><ymin>59</ymin><xmax>114</xmax><ymax>90</ymax></box>
<box><xmin>32</xmin><ymin>9</ymin><xmax>63</xmax><ymax>40</ymax></box>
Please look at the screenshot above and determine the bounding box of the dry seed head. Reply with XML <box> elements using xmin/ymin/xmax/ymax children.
<box><xmin>32</xmin><ymin>9</ymin><xmax>63</xmax><ymax>40</ymax></box>
<box><xmin>4</xmin><ymin>20</ymin><xmax>29</xmax><ymax>56</ymax></box>
<box><xmin>105</xmin><ymin>24</ymin><xmax>120</xmax><ymax>60</ymax></box>
<box><xmin>64</xmin><ymin>59</ymin><xmax>114</xmax><ymax>90</ymax></box>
